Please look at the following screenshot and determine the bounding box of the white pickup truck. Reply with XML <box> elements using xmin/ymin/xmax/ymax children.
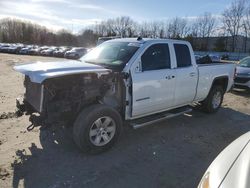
<box><xmin>14</xmin><ymin>38</ymin><xmax>236</xmax><ymax>153</ymax></box>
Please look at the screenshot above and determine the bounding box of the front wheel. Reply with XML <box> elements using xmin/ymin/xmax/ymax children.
<box><xmin>73</xmin><ymin>104</ymin><xmax>123</xmax><ymax>153</ymax></box>
<box><xmin>201</xmin><ymin>85</ymin><xmax>224</xmax><ymax>113</ymax></box>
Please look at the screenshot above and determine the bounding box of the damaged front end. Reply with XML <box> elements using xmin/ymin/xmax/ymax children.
<box><xmin>17</xmin><ymin>73</ymin><xmax>115</xmax><ymax>129</ymax></box>
<box><xmin>14</xmin><ymin>60</ymin><xmax>121</xmax><ymax>129</ymax></box>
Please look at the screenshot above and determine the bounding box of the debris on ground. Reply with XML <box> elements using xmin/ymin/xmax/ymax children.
<box><xmin>0</xmin><ymin>111</ymin><xmax>21</xmax><ymax>120</ymax></box>
<box><xmin>0</xmin><ymin>167</ymin><xmax>10</xmax><ymax>180</ymax></box>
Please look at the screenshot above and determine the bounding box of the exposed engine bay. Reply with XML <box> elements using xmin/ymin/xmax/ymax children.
<box><xmin>20</xmin><ymin>72</ymin><xmax>126</xmax><ymax>127</ymax></box>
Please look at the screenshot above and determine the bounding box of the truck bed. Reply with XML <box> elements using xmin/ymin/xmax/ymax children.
<box><xmin>194</xmin><ymin>63</ymin><xmax>236</xmax><ymax>102</ymax></box>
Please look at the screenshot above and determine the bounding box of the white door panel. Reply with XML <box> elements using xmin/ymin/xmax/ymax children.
<box><xmin>174</xmin><ymin>66</ymin><xmax>197</xmax><ymax>106</ymax></box>
<box><xmin>172</xmin><ymin>43</ymin><xmax>198</xmax><ymax>106</ymax></box>
<box><xmin>132</xmin><ymin>69</ymin><xmax>176</xmax><ymax>117</ymax></box>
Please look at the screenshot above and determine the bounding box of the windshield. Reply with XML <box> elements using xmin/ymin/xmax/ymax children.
<box><xmin>239</xmin><ymin>57</ymin><xmax>250</xmax><ymax>67</ymax></box>
<box><xmin>81</xmin><ymin>42</ymin><xmax>140</xmax><ymax>67</ymax></box>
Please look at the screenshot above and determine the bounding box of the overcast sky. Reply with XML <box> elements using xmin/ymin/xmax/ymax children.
<box><xmin>0</xmin><ymin>0</ymin><xmax>233</xmax><ymax>33</ymax></box>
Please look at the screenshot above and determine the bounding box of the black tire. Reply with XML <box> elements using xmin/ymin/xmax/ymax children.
<box><xmin>73</xmin><ymin>104</ymin><xmax>123</xmax><ymax>154</ymax></box>
<box><xmin>201</xmin><ymin>85</ymin><xmax>224</xmax><ymax>113</ymax></box>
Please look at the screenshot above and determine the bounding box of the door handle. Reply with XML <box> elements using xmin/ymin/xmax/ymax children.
<box><xmin>190</xmin><ymin>72</ymin><xmax>196</xmax><ymax>77</ymax></box>
<box><xmin>165</xmin><ymin>75</ymin><xmax>175</xmax><ymax>79</ymax></box>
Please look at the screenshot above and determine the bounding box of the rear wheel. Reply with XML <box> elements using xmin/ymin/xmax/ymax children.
<box><xmin>201</xmin><ymin>85</ymin><xmax>224</xmax><ymax>113</ymax></box>
<box><xmin>73</xmin><ymin>104</ymin><xmax>122</xmax><ymax>153</ymax></box>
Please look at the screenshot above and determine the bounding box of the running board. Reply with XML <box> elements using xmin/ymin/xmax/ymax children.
<box><xmin>130</xmin><ymin>107</ymin><xmax>192</xmax><ymax>129</ymax></box>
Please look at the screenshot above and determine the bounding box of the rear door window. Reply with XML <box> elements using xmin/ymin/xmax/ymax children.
<box><xmin>174</xmin><ymin>44</ymin><xmax>192</xmax><ymax>68</ymax></box>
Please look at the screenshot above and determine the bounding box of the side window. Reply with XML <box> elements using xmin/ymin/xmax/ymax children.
<box><xmin>141</xmin><ymin>44</ymin><xmax>171</xmax><ymax>71</ymax></box>
<box><xmin>174</xmin><ymin>44</ymin><xmax>192</xmax><ymax>68</ymax></box>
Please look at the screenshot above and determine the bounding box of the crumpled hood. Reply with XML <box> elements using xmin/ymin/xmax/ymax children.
<box><xmin>14</xmin><ymin>60</ymin><xmax>110</xmax><ymax>83</ymax></box>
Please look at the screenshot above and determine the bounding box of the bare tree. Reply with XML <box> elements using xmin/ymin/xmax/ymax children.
<box><xmin>2</xmin><ymin>7</ymin><xmax>250</xmax><ymax>52</ymax></box>
<box><xmin>198</xmin><ymin>12</ymin><xmax>216</xmax><ymax>38</ymax></box>
<box><xmin>56</xmin><ymin>29</ymin><xmax>77</xmax><ymax>46</ymax></box>
<box><xmin>167</xmin><ymin>17</ymin><xmax>188</xmax><ymax>39</ymax></box>
<box><xmin>244</xmin><ymin>5</ymin><xmax>250</xmax><ymax>37</ymax></box>
<box><xmin>138</xmin><ymin>22</ymin><xmax>151</xmax><ymax>37</ymax></box>
<box><xmin>111</xmin><ymin>16</ymin><xmax>135</xmax><ymax>37</ymax></box>
<box><xmin>241</xmin><ymin>3</ymin><xmax>250</xmax><ymax>52</ymax></box>
<box><xmin>194</xmin><ymin>12</ymin><xmax>216</xmax><ymax>50</ymax></box>
<box><xmin>136</xmin><ymin>20</ymin><xmax>166</xmax><ymax>38</ymax></box>
<box><xmin>78</xmin><ymin>29</ymin><xmax>98</xmax><ymax>47</ymax></box>
<box><xmin>148</xmin><ymin>21</ymin><xmax>159</xmax><ymax>38</ymax></box>
<box><xmin>93</xmin><ymin>21</ymin><xmax>108</xmax><ymax>37</ymax></box>
<box><xmin>222</xmin><ymin>0</ymin><xmax>246</xmax><ymax>52</ymax></box>
<box><xmin>190</xmin><ymin>22</ymin><xmax>199</xmax><ymax>37</ymax></box>
<box><xmin>242</xmin><ymin>3</ymin><xmax>250</xmax><ymax>38</ymax></box>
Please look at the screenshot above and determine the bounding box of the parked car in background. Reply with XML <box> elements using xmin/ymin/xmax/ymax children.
<box><xmin>8</xmin><ymin>44</ymin><xmax>24</xmax><ymax>54</ymax></box>
<box><xmin>53</xmin><ymin>47</ymin><xmax>71</xmax><ymax>58</ymax></box>
<box><xmin>195</xmin><ymin>55</ymin><xmax>202</xmax><ymax>61</ymax></box>
<box><xmin>234</xmin><ymin>56</ymin><xmax>250</xmax><ymax>90</ymax></box>
<box><xmin>35</xmin><ymin>46</ymin><xmax>49</xmax><ymax>55</ymax></box>
<box><xmin>28</xmin><ymin>47</ymin><xmax>41</xmax><ymax>55</ymax></box>
<box><xmin>0</xmin><ymin>44</ymin><xmax>11</xmax><ymax>53</ymax></box>
<box><xmin>198</xmin><ymin>131</ymin><xmax>250</xmax><ymax>188</ymax></box>
<box><xmin>19</xmin><ymin>46</ymin><xmax>33</xmax><ymax>55</ymax></box>
<box><xmin>40</xmin><ymin>47</ymin><xmax>59</xmax><ymax>56</ymax></box>
<box><xmin>196</xmin><ymin>55</ymin><xmax>213</xmax><ymax>64</ymax></box>
<box><xmin>221</xmin><ymin>54</ymin><xmax>229</xmax><ymax>60</ymax></box>
<box><xmin>64</xmin><ymin>47</ymin><xmax>87</xmax><ymax>59</ymax></box>
<box><xmin>209</xmin><ymin>54</ymin><xmax>221</xmax><ymax>62</ymax></box>
<box><xmin>220</xmin><ymin>55</ymin><xmax>241</xmax><ymax>64</ymax></box>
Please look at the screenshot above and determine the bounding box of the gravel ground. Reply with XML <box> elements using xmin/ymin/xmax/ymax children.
<box><xmin>0</xmin><ymin>53</ymin><xmax>249</xmax><ymax>188</ymax></box>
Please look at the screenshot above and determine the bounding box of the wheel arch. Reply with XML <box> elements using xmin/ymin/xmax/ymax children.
<box><xmin>210</xmin><ymin>76</ymin><xmax>229</xmax><ymax>94</ymax></box>
<box><xmin>202</xmin><ymin>76</ymin><xmax>229</xmax><ymax>102</ymax></box>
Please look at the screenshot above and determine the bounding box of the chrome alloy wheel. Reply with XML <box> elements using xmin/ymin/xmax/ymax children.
<box><xmin>212</xmin><ymin>91</ymin><xmax>222</xmax><ymax>109</ymax></box>
<box><xmin>89</xmin><ymin>116</ymin><xmax>116</xmax><ymax>146</ymax></box>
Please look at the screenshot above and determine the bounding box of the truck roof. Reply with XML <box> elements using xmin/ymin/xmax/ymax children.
<box><xmin>106</xmin><ymin>38</ymin><xmax>190</xmax><ymax>45</ymax></box>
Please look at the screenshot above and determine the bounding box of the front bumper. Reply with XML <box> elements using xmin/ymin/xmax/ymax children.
<box><xmin>234</xmin><ymin>76</ymin><xmax>250</xmax><ymax>89</ymax></box>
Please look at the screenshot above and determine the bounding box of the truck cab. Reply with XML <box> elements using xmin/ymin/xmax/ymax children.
<box><xmin>123</xmin><ymin>39</ymin><xmax>198</xmax><ymax>119</ymax></box>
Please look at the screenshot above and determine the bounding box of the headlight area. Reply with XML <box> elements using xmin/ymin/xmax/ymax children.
<box><xmin>198</xmin><ymin>172</ymin><xmax>210</xmax><ymax>188</ymax></box>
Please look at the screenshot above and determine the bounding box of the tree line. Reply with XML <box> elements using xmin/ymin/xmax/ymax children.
<box><xmin>0</xmin><ymin>0</ymin><xmax>249</xmax><ymax>52</ymax></box>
